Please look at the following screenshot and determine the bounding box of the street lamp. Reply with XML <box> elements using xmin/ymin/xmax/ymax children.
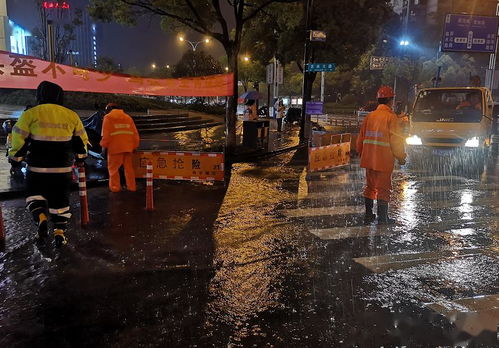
<box><xmin>151</xmin><ymin>63</ymin><xmax>157</xmax><ymax>69</ymax></box>
<box><xmin>178</xmin><ymin>36</ymin><xmax>210</xmax><ymax>51</ymax></box>
<box><xmin>243</xmin><ymin>56</ymin><xmax>250</xmax><ymax>62</ymax></box>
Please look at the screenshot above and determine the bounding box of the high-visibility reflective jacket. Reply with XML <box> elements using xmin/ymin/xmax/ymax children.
<box><xmin>356</xmin><ymin>104</ymin><xmax>406</xmax><ymax>172</ymax></box>
<box><xmin>9</xmin><ymin>103</ymin><xmax>88</xmax><ymax>173</ymax></box>
<box><xmin>100</xmin><ymin>109</ymin><xmax>139</xmax><ymax>154</ymax></box>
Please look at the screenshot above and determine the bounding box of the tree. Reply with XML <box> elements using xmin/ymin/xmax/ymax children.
<box><xmin>89</xmin><ymin>0</ymin><xmax>300</xmax><ymax>155</ymax></box>
<box><xmin>173</xmin><ymin>50</ymin><xmax>222</xmax><ymax>78</ymax></box>
<box><xmin>95</xmin><ymin>56</ymin><xmax>123</xmax><ymax>73</ymax></box>
<box><xmin>239</xmin><ymin>0</ymin><xmax>393</xmax><ymax>136</ymax></box>
<box><xmin>30</xmin><ymin>0</ymin><xmax>83</xmax><ymax>63</ymax></box>
<box><xmin>238</xmin><ymin>59</ymin><xmax>266</xmax><ymax>92</ymax></box>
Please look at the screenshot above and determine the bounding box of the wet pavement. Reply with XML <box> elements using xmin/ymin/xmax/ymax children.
<box><xmin>1</xmin><ymin>147</ymin><xmax>498</xmax><ymax>347</ymax></box>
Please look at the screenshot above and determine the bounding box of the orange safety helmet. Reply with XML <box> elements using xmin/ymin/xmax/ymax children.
<box><xmin>105</xmin><ymin>103</ymin><xmax>118</xmax><ymax>113</ymax></box>
<box><xmin>377</xmin><ymin>86</ymin><xmax>395</xmax><ymax>99</ymax></box>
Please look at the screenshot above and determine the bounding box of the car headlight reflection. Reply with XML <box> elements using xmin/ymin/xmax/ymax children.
<box><xmin>406</xmin><ymin>135</ymin><xmax>422</xmax><ymax>145</ymax></box>
<box><xmin>464</xmin><ymin>137</ymin><xmax>479</xmax><ymax>148</ymax></box>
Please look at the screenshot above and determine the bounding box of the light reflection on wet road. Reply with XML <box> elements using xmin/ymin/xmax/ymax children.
<box><xmin>0</xmin><ymin>148</ymin><xmax>498</xmax><ymax>347</ymax></box>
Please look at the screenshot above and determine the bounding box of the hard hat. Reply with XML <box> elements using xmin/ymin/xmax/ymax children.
<box><xmin>377</xmin><ymin>86</ymin><xmax>395</xmax><ymax>99</ymax></box>
<box><xmin>105</xmin><ymin>103</ymin><xmax>118</xmax><ymax>113</ymax></box>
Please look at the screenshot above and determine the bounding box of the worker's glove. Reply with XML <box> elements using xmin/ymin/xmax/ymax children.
<box><xmin>398</xmin><ymin>158</ymin><xmax>406</xmax><ymax>166</ymax></box>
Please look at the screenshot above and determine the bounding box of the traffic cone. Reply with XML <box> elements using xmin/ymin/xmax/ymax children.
<box><xmin>145</xmin><ymin>161</ymin><xmax>154</xmax><ymax>211</ymax></box>
<box><xmin>78</xmin><ymin>166</ymin><xmax>90</xmax><ymax>226</ymax></box>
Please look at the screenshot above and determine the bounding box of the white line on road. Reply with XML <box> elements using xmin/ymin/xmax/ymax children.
<box><xmin>353</xmin><ymin>248</ymin><xmax>495</xmax><ymax>273</ymax></box>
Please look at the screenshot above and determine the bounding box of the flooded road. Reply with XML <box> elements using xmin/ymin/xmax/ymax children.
<box><xmin>0</xmin><ymin>148</ymin><xmax>498</xmax><ymax>347</ymax></box>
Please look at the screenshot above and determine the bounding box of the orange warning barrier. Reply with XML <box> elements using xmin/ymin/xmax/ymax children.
<box><xmin>146</xmin><ymin>162</ymin><xmax>154</xmax><ymax>211</ymax></box>
<box><xmin>308</xmin><ymin>137</ymin><xmax>351</xmax><ymax>172</ymax></box>
<box><xmin>133</xmin><ymin>151</ymin><xmax>224</xmax><ymax>182</ymax></box>
<box><xmin>78</xmin><ymin>166</ymin><xmax>89</xmax><ymax>226</ymax></box>
<box><xmin>0</xmin><ymin>50</ymin><xmax>234</xmax><ymax>97</ymax></box>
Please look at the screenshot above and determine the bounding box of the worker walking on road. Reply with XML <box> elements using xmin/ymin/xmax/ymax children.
<box><xmin>100</xmin><ymin>104</ymin><xmax>140</xmax><ymax>192</ymax></box>
<box><xmin>9</xmin><ymin>81</ymin><xmax>88</xmax><ymax>247</ymax></box>
<box><xmin>356</xmin><ymin>86</ymin><xmax>406</xmax><ymax>225</ymax></box>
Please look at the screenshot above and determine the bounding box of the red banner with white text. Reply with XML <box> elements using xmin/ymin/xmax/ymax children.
<box><xmin>0</xmin><ymin>51</ymin><xmax>234</xmax><ymax>97</ymax></box>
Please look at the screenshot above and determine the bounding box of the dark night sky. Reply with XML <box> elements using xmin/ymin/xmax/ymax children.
<box><xmin>6</xmin><ymin>0</ymin><xmax>226</xmax><ymax>70</ymax></box>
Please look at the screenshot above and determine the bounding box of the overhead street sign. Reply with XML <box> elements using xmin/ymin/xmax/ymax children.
<box><xmin>370</xmin><ymin>56</ymin><xmax>392</xmax><ymax>70</ymax></box>
<box><xmin>306</xmin><ymin>63</ymin><xmax>336</xmax><ymax>72</ymax></box>
<box><xmin>310</xmin><ymin>30</ymin><xmax>327</xmax><ymax>42</ymax></box>
<box><xmin>442</xmin><ymin>14</ymin><xmax>499</xmax><ymax>53</ymax></box>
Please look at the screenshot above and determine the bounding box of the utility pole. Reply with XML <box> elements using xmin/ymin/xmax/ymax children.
<box><xmin>320</xmin><ymin>71</ymin><xmax>325</xmax><ymax>102</ymax></box>
<box><xmin>299</xmin><ymin>0</ymin><xmax>314</xmax><ymax>141</ymax></box>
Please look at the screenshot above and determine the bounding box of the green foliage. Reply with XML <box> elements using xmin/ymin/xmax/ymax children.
<box><xmin>173</xmin><ymin>50</ymin><xmax>223</xmax><ymax>78</ymax></box>
<box><xmin>95</xmin><ymin>56</ymin><xmax>123</xmax><ymax>73</ymax></box>
<box><xmin>239</xmin><ymin>59</ymin><xmax>266</xmax><ymax>91</ymax></box>
<box><xmin>0</xmin><ymin>89</ymin><xmax>224</xmax><ymax>114</ymax></box>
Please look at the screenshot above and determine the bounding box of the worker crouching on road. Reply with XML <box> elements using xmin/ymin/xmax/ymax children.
<box><xmin>356</xmin><ymin>86</ymin><xmax>407</xmax><ymax>225</ymax></box>
<box><xmin>9</xmin><ymin>81</ymin><xmax>88</xmax><ymax>247</ymax></box>
<box><xmin>100</xmin><ymin>104</ymin><xmax>140</xmax><ymax>192</ymax></box>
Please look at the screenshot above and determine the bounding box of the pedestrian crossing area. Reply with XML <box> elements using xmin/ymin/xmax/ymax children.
<box><xmin>279</xmin><ymin>161</ymin><xmax>499</xmax><ymax>337</ymax></box>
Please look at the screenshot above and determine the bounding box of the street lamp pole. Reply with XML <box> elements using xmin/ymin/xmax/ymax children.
<box><xmin>299</xmin><ymin>0</ymin><xmax>314</xmax><ymax>141</ymax></box>
<box><xmin>179</xmin><ymin>37</ymin><xmax>210</xmax><ymax>51</ymax></box>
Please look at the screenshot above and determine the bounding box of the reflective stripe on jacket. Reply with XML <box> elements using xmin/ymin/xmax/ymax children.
<box><xmin>8</xmin><ymin>103</ymin><xmax>88</xmax><ymax>171</ymax></box>
<box><xmin>356</xmin><ymin>104</ymin><xmax>406</xmax><ymax>172</ymax></box>
<box><xmin>100</xmin><ymin>109</ymin><xmax>140</xmax><ymax>154</ymax></box>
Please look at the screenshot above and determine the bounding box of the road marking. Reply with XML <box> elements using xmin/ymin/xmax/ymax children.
<box><xmin>282</xmin><ymin>205</ymin><xmax>364</xmax><ymax>218</ymax></box>
<box><xmin>283</xmin><ymin>197</ymin><xmax>498</xmax><ymax>219</ymax></box>
<box><xmin>308</xmin><ymin>216</ymin><xmax>495</xmax><ymax>241</ymax></box>
<box><xmin>353</xmin><ymin>248</ymin><xmax>494</xmax><ymax>273</ymax></box>
<box><xmin>309</xmin><ymin>225</ymin><xmax>391</xmax><ymax>240</ymax></box>
<box><xmin>425</xmin><ymin>294</ymin><xmax>499</xmax><ymax>336</ymax></box>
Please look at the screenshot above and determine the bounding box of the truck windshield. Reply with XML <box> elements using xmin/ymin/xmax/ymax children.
<box><xmin>413</xmin><ymin>89</ymin><xmax>483</xmax><ymax>123</ymax></box>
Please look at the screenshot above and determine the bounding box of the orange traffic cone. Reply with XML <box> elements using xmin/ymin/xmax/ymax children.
<box><xmin>145</xmin><ymin>161</ymin><xmax>154</xmax><ymax>211</ymax></box>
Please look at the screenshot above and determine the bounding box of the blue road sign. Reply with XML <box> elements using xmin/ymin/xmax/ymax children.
<box><xmin>305</xmin><ymin>101</ymin><xmax>324</xmax><ymax>115</ymax></box>
<box><xmin>306</xmin><ymin>63</ymin><xmax>336</xmax><ymax>72</ymax></box>
<box><xmin>442</xmin><ymin>14</ymin><xmax>499</xmax><ymax>53</ymax></box>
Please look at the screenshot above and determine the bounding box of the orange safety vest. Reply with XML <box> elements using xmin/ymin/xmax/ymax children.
<box><xmin>356</xmin><ymin>104</ymin><xmax>406</xmax><ymax>172</ymax></box>
<box><xmin>100</xmin><ymin>109</ymin><xmax>140</xmax><ymax>155</ymax></box>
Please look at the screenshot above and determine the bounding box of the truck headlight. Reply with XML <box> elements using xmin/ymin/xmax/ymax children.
<box><xmin>464</xmin><ymin>137</ymin><xmax>479</xmax><ymax>148</ymax></box>
<box><xmin>406</xmin><ymin>135</ymin><xmax>422</xmax><ymax>145</ymax></box>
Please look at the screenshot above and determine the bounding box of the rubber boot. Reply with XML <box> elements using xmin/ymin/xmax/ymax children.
<box><xmin>364</xmin><ymin>198</ymin><xmax>376</xmax><ymax>224</ymax></box>
<box><xmin>377</xmin><ymin>200</ymin><xmax>395</xmax><ymax>225</ymax></box>
<box><xmin>37</xmin><ymin>213</ymin><xmax>48</xmax><ymax>241</ymax></box>
<box><xmin>53</xmin><ymin>229</ymin><xmax>68</xmax><ymax>247</ymax></box>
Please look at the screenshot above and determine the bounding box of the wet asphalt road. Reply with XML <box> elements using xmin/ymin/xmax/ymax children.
<box><xmin>0</xmin><ymin>148</ymin><xmax>498</xmax><ymax>347</ymax></box>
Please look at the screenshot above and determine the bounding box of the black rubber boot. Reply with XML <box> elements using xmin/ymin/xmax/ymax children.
<box><xmin>364</xmin><ymin>198</ymin><xmax>376</xmax><ymax>224</ymax></box>
<box><xmin>37</xmin><ymin>213</ymin><xmax>49</xmax><ymax>241</ymax></box>
<box><xmin>53</xmin><ymin>229</ymin><xmax>68</xmax><ymax>248</ymax></box>
<box><xmin>377</xmin><ymin>200</ymin><xmax>395</xmax><ymax>225</ymax></box>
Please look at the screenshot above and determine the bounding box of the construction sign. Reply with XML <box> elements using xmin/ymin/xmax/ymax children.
<box><xmin>133</xmin><ymin>151</ymin><xmax>224</xmax><ymax>182</ymax></box>
<box><xmin>0</xmin><ymin>50</ymin><xmax>234</xmax><ymax>97</ymax></box>
<box><xmin>308</xmin><ymin>142</ymin><xmax>350</xmax><ymax>172</ymax></box>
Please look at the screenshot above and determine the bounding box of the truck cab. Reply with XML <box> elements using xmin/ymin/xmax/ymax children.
<box><xmin>407</xmin><ymin>87</ymin><xmax>493</xmax><ymax>159</ymax></box>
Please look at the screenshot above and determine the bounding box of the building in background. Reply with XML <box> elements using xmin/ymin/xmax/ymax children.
<box><xmin>41</xmin><ymin>1</ymin><xmax>98</xmax><ymax>67</ymax></box>
<box><xmin>9</xmin><ymin>20</ymin><xmax>31</xmax><ymax>55</ymax></box>
<box><xmin>0</xmin><ymin>0</ymin><xmax>9</xmax><ymax>51</ymax></box>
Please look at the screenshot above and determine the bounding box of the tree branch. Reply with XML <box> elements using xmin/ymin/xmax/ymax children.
<box><xmin>243</xmin><ymin>0</ymin><xmax>299</xmax><ymax>23</ymax></box>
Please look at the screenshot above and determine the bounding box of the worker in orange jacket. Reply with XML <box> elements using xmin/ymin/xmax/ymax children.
<box><xmin>100</xmin><ymin>104</ymin><xmax>140</xmax><ymax>192</ymax></box>
<box><xmin>356</xmin><ymin>86</ymin><xmax>406</xmax><ymax>224</ymax></box>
